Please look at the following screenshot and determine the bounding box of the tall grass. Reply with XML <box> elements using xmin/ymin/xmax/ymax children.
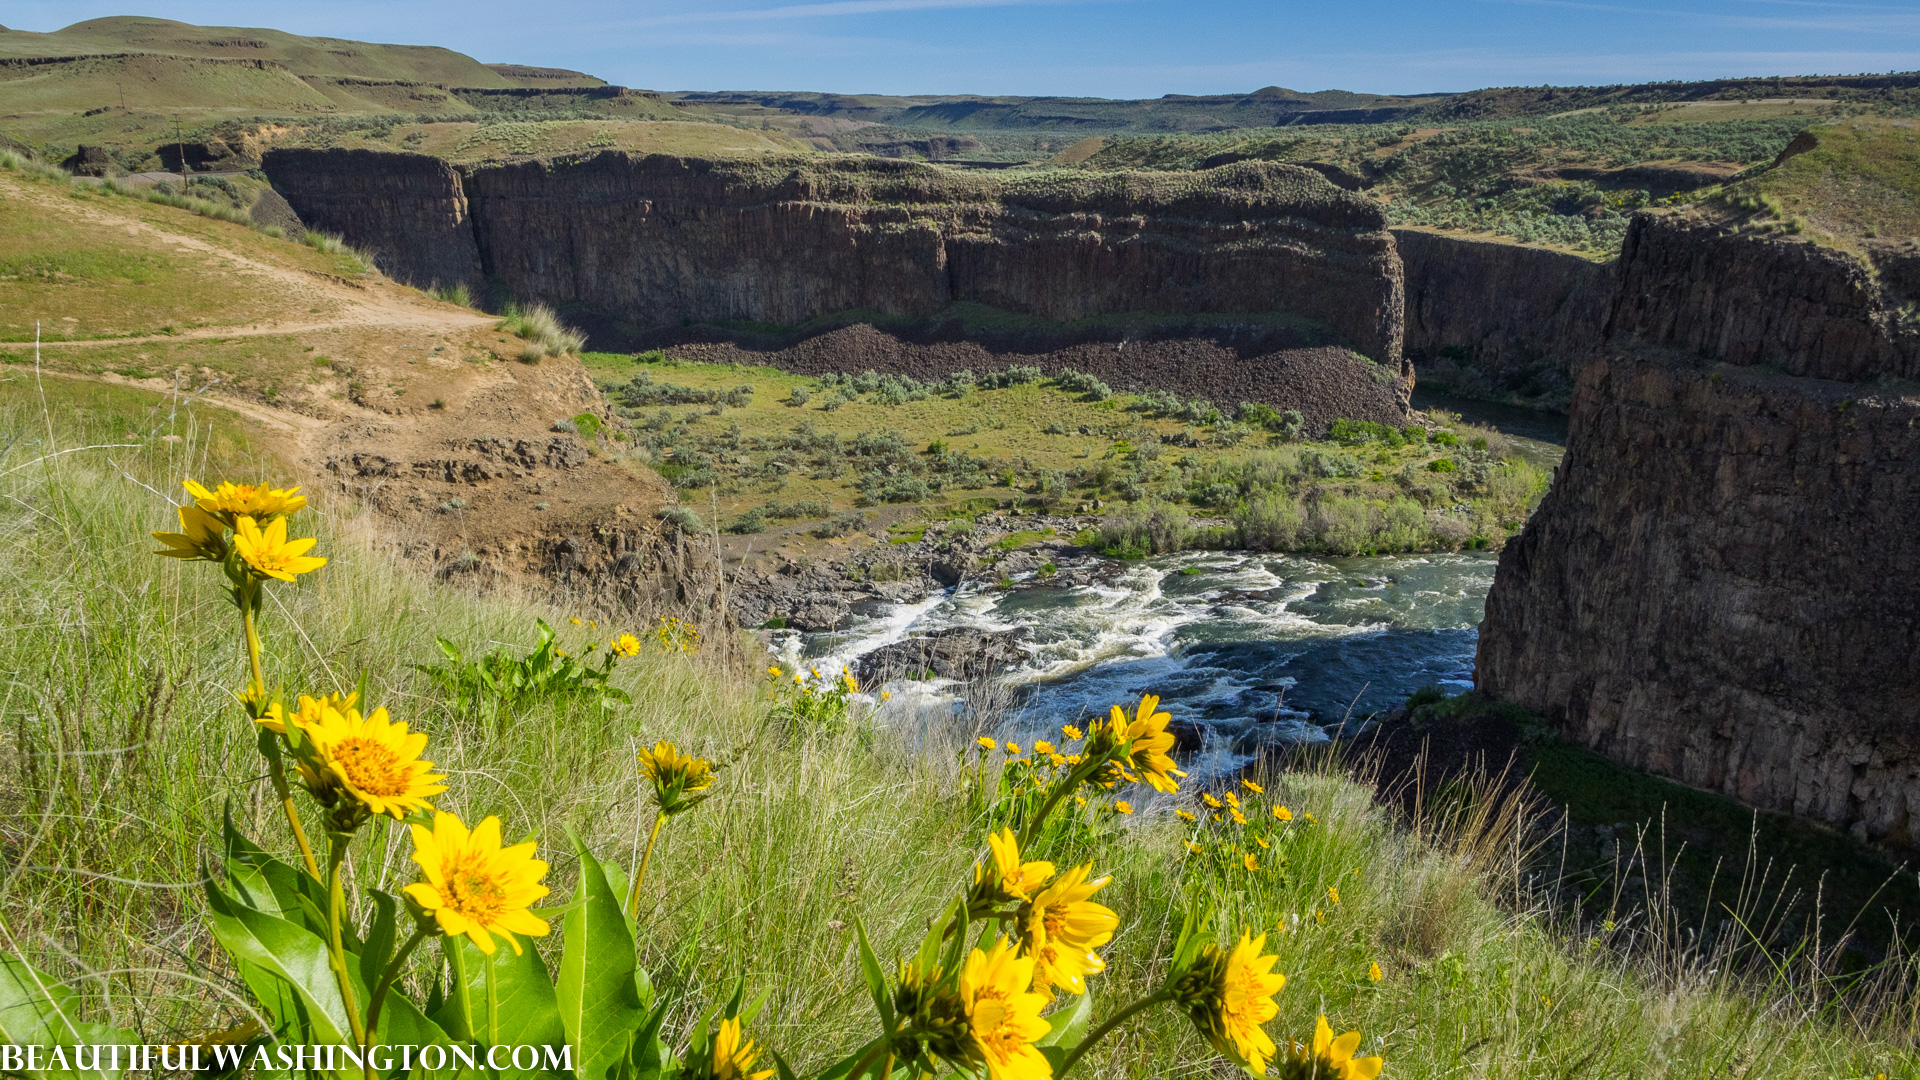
<box><xmin>2</xmin><ymin>377</ymin><xmax>1917</xmax><ymax>1077</ymax></box>
<box><xmin>500</xmin><ymin>302</ymin><xmax>588</xmax><ymax>359</ymax></box>
<box><xmin>301</xmin><ymin>229</ymin><xmax>376</xmax><ymax>274</ymax></box>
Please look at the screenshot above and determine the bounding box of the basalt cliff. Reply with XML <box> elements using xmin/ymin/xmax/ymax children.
<box><xmin>1478</xmin><ymin>209</ymin><xmax>1920</xmax><ymax>847</ymax></box>
<box><xmin>264</xmin><ymin>148</ymin><xmax>1411</xmax><ymax>429</ymax></box>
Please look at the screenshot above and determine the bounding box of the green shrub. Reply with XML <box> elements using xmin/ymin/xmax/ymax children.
<box><xmin>417</xmin><ymin>618</ymin><xmax>629</xmax><ymax>715</ymax></box>
<box><xmin>571</xmin><ymin>411</ymin><xmax>603</xmax><ymax>438</ymax></box>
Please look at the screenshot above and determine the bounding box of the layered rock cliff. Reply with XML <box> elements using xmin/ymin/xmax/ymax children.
<box><xmin>1394</xmin><ymin>227</ymin><xmax>1614</xmax><ymax>409</ymax></box>
<box><xmin>264</xmin><ymin>149</ymin><xmax>1412</xmax><ymax>424</ymax></box>
<box><xmin>1479</xmin><ymin>209</ymin><xmax>1920</xmax><ymax>846</ymax></box>
<box><xmin>265</xmin><ymin>147</ymin><xmax>482</xmax><ymax>291</ymax></box>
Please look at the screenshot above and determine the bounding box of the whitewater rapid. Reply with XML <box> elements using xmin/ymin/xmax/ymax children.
<box><xmin>771</xmin><ymin>550</ymin><xmax>1499</xmax><ymax>761</ymax></box>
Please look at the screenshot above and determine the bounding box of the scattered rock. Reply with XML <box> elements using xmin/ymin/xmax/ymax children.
<box><xmin>854</xmin><ymin>628</ymin><xmax>1030</xmax><ymax>686</ymax></box>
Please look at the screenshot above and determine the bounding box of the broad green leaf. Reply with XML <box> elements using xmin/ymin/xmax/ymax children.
<box><xmin>433</xmin><ymin>935</ymin><xmax>563</xmax><ymax>1079</ymax></box>
<box><xmin>1037</xmin><ymin>988</ymin><xmax>1093</xmax><ymax>1047</ymax></box>
<box><xmin>558</xmin><ymin>840</ymin><xmax>647</xmax><ymax>1080</ymax></box>
<box><xmin>220</xmin><ymin>809</ymin><xmax>334</xmax><ymax>940</ymax></box>
<box><xmin>356</xmin><ymin>890</ymin><xmax>400</xmax><ymax>1006</ymax></box>
<box><xmin>0</xmin><ymin>956</ymin><xmax>136</xmax><ymax>1080</ymax></box>
<box><xmin>202</xmin><ymin>880</ymin><xmax>354</xmax><ymax>1045</ymax></box>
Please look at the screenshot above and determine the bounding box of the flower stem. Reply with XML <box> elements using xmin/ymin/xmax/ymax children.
<box><xmin>240</xmin><ymin>582</ymin><xmax>320</xmax><ymax>878</ymax></box>
<box><xmin>1056</xmin><ymin>990</ymin><xmax>1174</xmax><ymax>1077</ymax></box>
<box><xmin>324</xmin><ymin>833</ymin><xmax>370</xmax><ymax>1060</ymax></box>
<box><xmin>626</xmin><ymin>810</ymin><xmax>667</xmax><ymax>921</ymax></box>
<box><xmin>1017</xmin><ymin>758</ymin><xmax>1100</xmax><ymax>849</ymax></box>
<box><xmin>365</xmin><ymin>925</ymin><xmax>429</xmax><ymax>1049</ymax></box>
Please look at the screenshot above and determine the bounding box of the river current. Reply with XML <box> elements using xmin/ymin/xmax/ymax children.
<box><xmin>771</xmin><ymin>392</ymin><xmax>1564</xmax><ymax>763</ymax></box>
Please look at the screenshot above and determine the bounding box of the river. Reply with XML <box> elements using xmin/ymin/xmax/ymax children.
<box><xmin>772</xmin><ymin>391</ymin><xmax>1565</xmax><ymax>759</ymax></box>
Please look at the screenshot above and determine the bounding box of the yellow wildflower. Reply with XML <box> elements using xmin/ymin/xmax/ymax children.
<box><xmin>257</xmin><ymin>690</ymin><xmax>358</xmax><ymax>737</ymax></box>
<box><xmin>1314</xmin><ymin>909</ymin><xmax>1327</xmax><ymax>926</ymax></box>
<box><xmin>978</xmin><ymin>736</ymin><xmax>998</xmax><ymax>751</ymax></box>
<box><xmin>1368</xmin><ymin>962</ymin><xmax>1383</xmax><ymax>983</ymax></box>
<box><xmin>1303</xmin><ymin>812</ymin><xmax>1318</xmax><ymax>824</ymax></box>
<box><xmin>1224</xmin><ymin>791</ymin><xmax>1241</xmax><ymax>809</ymax></box>
<box><xmin>231</xmin><ymin>515</ymin><xmax>326</xmax><ymax>583</ymax></box>
<box><xmin>1243</xmin><ymin>852</ymin><xmax>1259</xmax><ymax>872</ymax></box>
<box><xmin>1113</xmin><ymin>800</ymin><xmax>1132</xmax><ymax>814</ymax></box>
<box><xmin>1034</xmin><ymin>740</ymin><xmax>1055</xmax><ymax>755</ymax></box>
<box><xmin>1110</xmin><ymin>693</ymin><xmax>1183</xmax><ymax>793</ymax></box>
<box><xmin>708</xmin><ymin>1016</ymin><xmax>774</xmax><ymax>1080</ymax></box>
<box><xmin>569</xmin><ymin>617</ymin><xmax>583</xmax><ymax>626</ymax></box>
<box><xmin>1254</xmin><ymin>835</ymin><xmax>1270</xmax><ymax>849</ymax></box>
<box><xmin>182</xmin><ymin>479</ymin><xmax>306</xmax><ymax>525</ymax></box>
<box><xmin>404</xmin><ymin>811</ymin><xmax>551</xmax><ymax>956</ymax></box>
<box><xmin>1061</xmin><ymin>724</ymin><xmax>1082</xmax><ymax>741</ymax></box>
<box><xmin>768</xmin><ymin>666</ymin><xmax>781</xmax><ymax>677</ymax></box>
<box><xmin>1176</xmin><ymin>809</ymin><xmax>1197</xmax><ymax>822</ymax></box>
<box><xmin>975</xmin><ymin>828</ymin><xmax>1054</xmax><ymax>905</ymax></box>
<box><xmin>1020</xmin><ymin>863</ymin><xmax>1117</xmax><ymax>997</ymax></box>
<box><xmin>1202</xmin><ymin>793</ymin><xmax>1223</xmax><ymax>808</ymax></box>
<box><xmin>1242</xmin><ymin>778</ymin><xmax>1264</xmax><ymax>794</ymax></box>
<box><xmin>1180</xmin><ymin>931</ymin><xmax>1286</xmax><ymax>1072</ymax></box>
<box><xmin>152</xmin><ymin>504</ymin><xmax>229</xmax><ymax>562</ymax></box>
<box><xmin>882</xmin><ymin>690</ymin><xmax>892</xmax><ymax>701</ymax></box>
<box><xmin>611</xmin><ymin>634</ymin><xmax>642</xmax><ymax>658</ymax></box>
<box><xmin>1005</xmin><ymin>741</ymin><xmax>1021</xmax><ymax>755</ymax></box>
<box><xmin>1273</xmin><ymin>805</ymin><xmax>1294</xmax><ymax>822</ymax></box>
<box><xmin>959</xmin><ymin>937</ymin><xmax>1051</xmax><ymax>1080</ymax></box>
<box><xmin>1328</xmin><ymin>885</ymin><xmax>1342</xmax><ymax>905</ymax></box>
<box><xmin>1186</xmin><ymin>842</ymin><xmax>1204</xmax><ymax>854</ymax></box>
<box><xmin>1230</xmin><ymin>807</ymin><xmax>1248</xmax><ymax>825</ymax></box>
<box><xmin>637</xmin><ymin>741</ymin><xmax>715</xmax><ymax>815</ymax></box>
<box><xmin>1284</xmin><ymin>1015</ymin><xmax>1382</xmax><ymax>1080</ymax></box>
<box><xmin>1065</xmin><ymin>754</ymin><xmax>1082</xmax><ymax>765</ymax></box>
<box><xmin>297</xmin><ymin>702</ymin><xmax>446</xmax><ymax>826</ymax></box>
<box><xmin>1074</xmin><ymin>795</ymin><xmax>1087</xmax><ymax>808</ymax></box>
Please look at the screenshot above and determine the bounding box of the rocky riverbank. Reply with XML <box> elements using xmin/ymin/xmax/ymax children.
<box><xmin>725</xmin><ymin>511</ymin><xmax>1114</xmax><ymax>631</ymax></box>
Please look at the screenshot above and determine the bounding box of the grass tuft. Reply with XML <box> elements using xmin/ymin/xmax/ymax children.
<box><xmin>500</xmin><ymin>302</ymin><xmax>587</xmax><ymax>358</ymax></box>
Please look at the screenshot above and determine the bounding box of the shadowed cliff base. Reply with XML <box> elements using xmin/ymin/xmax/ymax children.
<box><xmin>1359</xmin><ymin>689</ymin><xmax>1920</xmax><ymax>969</ymax></box>
<box><xmin>571</xmin><ymin>302</ymin><xmax>1411</xmax><ymax>433</ymax></box>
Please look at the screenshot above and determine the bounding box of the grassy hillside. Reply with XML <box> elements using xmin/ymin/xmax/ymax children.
<box><xmin>3</xmin><ymin>373</ymin><xmax>1916</xmax><ymax>1078</ymax></box>
<box><xmin>1074</xmin><ymin>111</ymin><xmax>1827</xmax><ymax>253</ymax></box>
<box><xmin>1708</xmin><ymin>119</ymin><xmax>1920</xmax><ymax>246</ymax></box>
<box><xmin>0</xmin><ymin>16</ymin><xmax>517</xmax><ymax>85</ymax></box>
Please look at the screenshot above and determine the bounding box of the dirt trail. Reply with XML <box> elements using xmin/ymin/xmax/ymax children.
<box><xmin>25</xmin><ymin>178</ymin><xmax>495</xmax><ymax>348</ymax></box>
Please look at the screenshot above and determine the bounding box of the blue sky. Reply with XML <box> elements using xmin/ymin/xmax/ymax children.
<box><xmin>12</xmin><ymin>0</ymin><xmax>1920</xmax><ymax>97</ymax></box>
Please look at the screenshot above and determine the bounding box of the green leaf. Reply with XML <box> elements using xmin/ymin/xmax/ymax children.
<box><xmin>1037</xmin><ymin>988</ymin><xmax>1093</xmax><ymax>1048</ymax></box>
<box><xmin>853</xmin><ymin>918</ymin><xmax>892</xmax><ymax>1028</ymax></box>
<box><xmin>202</xmin><ymin>878</ymin><xmax>355</xmax><ymax>1045</ymax></box>
<box><xmin>0</xmin><ymin>956</ymin><xmax>137</xmax><ymax>1080</ymax></box>
<box><xmin>356</xmin><ymin>890</ymin><xmax>400</xmax><ymax>1001</ymax></box>
<box><xmin>434</xmin><ymin>936</ymin><xmax>564</xmax><ymax>1080</ymax></box>
<box><xmin>558</xmin><ymin>839</ymin><xmax>647</xmax><ymax>1080</ymax></box>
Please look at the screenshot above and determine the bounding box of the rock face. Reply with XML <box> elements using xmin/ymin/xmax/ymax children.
<box><xmin>1394</xmin><ymin>227</ymin><xmax>1614</xmax><ymax>409</ymax></box>
<box><xmin>1478</xmin><ymin>209</ymin><xmax>1920</xmax><ymax>847</ymax></box>
<box><xmin>264</xmin><ymin>147</ymin><xmax>482</xmax><ymax>291</ymax></box>
<box><xmin>853</xmin><ymin>628</ymin><xmax>1031</xmax><ymax>686</ymax></box>
<box><xmin>264</xmin><ymin>149</ymin><xmax>1412</xmax><ymax>422</ymax></box>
